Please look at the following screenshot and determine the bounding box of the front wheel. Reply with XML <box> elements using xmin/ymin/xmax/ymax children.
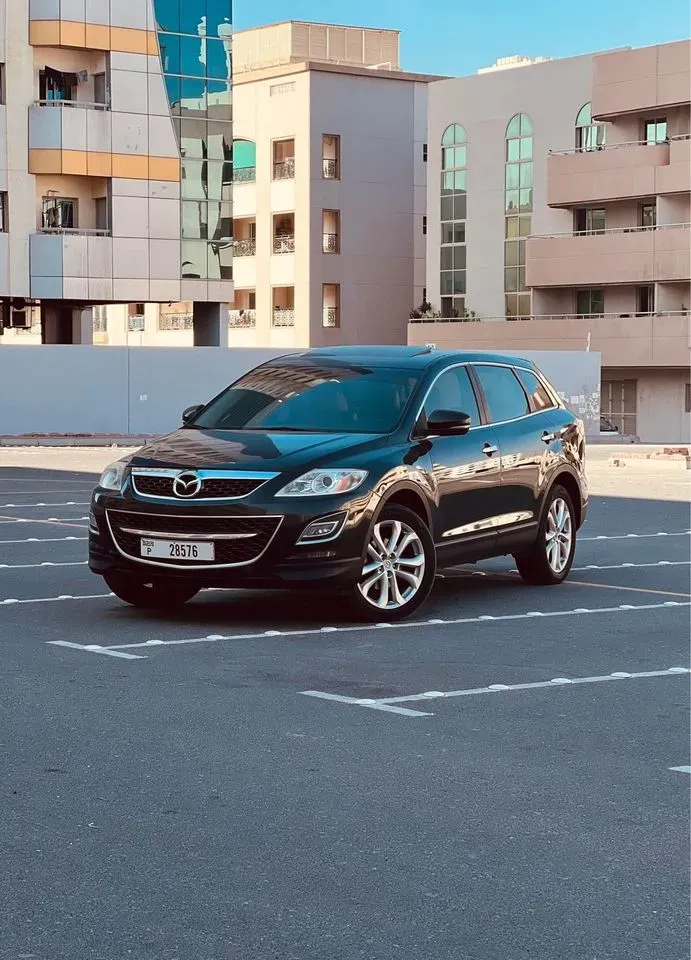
<box><xmin>347</xmin><ymin>505</ymin><xmax>436</xmax><ymax>622</ymax></box>
<box><xmin>514</xmin><ymin>485</ymin><xmax>576</xmax><ymax>586</ymax></box>
<box><xmin>103</xmin><ymin>572</ymin><xmax>199</xmax><ymax>609</ymax></box>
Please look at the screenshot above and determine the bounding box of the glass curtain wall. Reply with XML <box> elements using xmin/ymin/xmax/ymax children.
<box><xmin>154</xmin><ymin>0</ymin><xmax>233</xmax><ymax>281</ymax></box>
<box><xmin>440</xmin><ymin>123</ymin><xmax>468</xmax><ymax>319</ymax></box>
<box><xmin>504</xmin><ymin>113</ymin><xmax>533</xmax><ymax>319</ymax></box>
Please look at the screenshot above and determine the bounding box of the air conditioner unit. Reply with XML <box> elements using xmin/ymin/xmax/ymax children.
<box><xmin>10</xmin><ymin>310</ymin><xmax>30</xmax><ymax>329</ymax></box>
<box><xmin>77</xmin><ymin>70</ymin><xmax>89</xmax><ymax>83</ymax></box>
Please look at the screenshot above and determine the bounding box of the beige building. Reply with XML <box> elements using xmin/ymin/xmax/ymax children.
<box><xmin>88</xmin><ymin>21</ymin><xmax>434</xmax><ymax>349</ymax></box>
<box><xmin>409</xmin><ymin>41</ymin><xmax>691</xmax><ymax>443</ymax></box>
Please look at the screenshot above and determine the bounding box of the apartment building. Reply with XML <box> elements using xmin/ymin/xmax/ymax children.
<box><xmin>409</xmin><ymin>41</ymin><xmax>691</xmax><ymax>442</ymax></box>
<box><xmin>0</xmin><ymin>0</ymin><xmax>233</xmax><ymax>347</ymax></box>
<box><xmin>81</xmin><ymin>21</ymin><xmax>433</xmax><ymax>348</ymax></box>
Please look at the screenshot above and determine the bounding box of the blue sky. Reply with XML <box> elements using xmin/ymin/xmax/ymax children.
<box><xmin>234</xmin><ymin>0</ymin><xmax>690</xmax><ymax>76</ymax></box>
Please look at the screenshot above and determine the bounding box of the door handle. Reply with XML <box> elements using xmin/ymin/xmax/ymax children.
<box><xmin>541</xmin><ymin>431</ymin><xmax>556</xmax><ymax>444</ymax></box>
<box><xmin>482</xmin><ymin>443</ymin><xmax>498</xmax><ymax>456</ymax></box>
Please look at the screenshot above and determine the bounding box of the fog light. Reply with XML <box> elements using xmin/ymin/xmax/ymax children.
<box><xmin>297</xmin><ymin>513</ymin><xmax>347</xmax><ymax>544</ymax></box>
<box><xmin>88</xmin><ymin>509</ymin><xmax>99</xmax><ymax>534</ymax></box>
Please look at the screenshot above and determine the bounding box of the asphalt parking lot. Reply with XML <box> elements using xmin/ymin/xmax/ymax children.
<box><xmin>1</xmin><ymin>447</ymin><xmax>689</xmax><ymax>960</ymax></box>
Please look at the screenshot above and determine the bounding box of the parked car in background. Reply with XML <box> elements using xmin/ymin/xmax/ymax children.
<box><xmin>89</xmin><ymin>347</ymin><xmax>588</xmax><ymax>622</ymax></box>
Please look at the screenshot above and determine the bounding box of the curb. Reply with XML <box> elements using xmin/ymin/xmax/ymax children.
<box><xmin>0</xmin><ymin>436</ymin><xmax>153</xmax><ymax>448</ymax></box>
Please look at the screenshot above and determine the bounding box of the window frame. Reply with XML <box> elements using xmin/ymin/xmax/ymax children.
<box><xmin>419</xmin><ymin>365</ymin><xmax>482</xmax><ymax>429</ymax></box>
<box><xmin>470</xmin><ymin>362</ymin><xmax>532</xmax><ymax>425</ymax></box>
<box><xmin>322</xmin><ymin>134</ymin><xmax>340</xmax><ymax>180</ymax></box>
<box><xmin>515</xmin><ymin>367</ymin><xmax>558</xmax><ymax>413</ymax></box>
<box><xmin>0</xmin><ymin>192</ymin><xmax>8</xmax><ymax>232</ymax></box>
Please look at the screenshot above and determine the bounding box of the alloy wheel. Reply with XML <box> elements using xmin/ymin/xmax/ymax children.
<box><xmin>357</xmin><ymin>519</ymin><xmax>426</xmax><ymax>611</ymax></box>
<box><xmin>545</xmin><ymin>497</ymin><xmax>573</xmax><ymax>574</ymax></box>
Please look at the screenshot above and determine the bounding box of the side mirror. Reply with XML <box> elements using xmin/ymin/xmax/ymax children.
<box><xmin>426</xmin><ymin>409</ymin><xmax>472</xmax><ymax>437</ymax></box>
<box><xmin>182</xmin><ymin>403</ymin><xmax>204</xmax><ymax>425</ymax></box>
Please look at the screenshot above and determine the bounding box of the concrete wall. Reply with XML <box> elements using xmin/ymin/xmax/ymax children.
<box><xmin>0</xmin><ymin>345</ymin><xmax>599</xmax><ymax>437</ymax></box>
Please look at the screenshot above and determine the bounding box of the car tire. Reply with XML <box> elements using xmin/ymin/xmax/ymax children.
<box><xmin>514</xmin><ymin>484</ymin><xmax>576</xmax><ymax>586</ymax></box>
<box><xmin>346</xmin><ymin>504</ymin><xmax>436</xmax><ymax>623</ymax></box>
<box><xmin>103</xmin><ymin>572</ymin><xmax>199</xmax><ymax>609</ymax></box>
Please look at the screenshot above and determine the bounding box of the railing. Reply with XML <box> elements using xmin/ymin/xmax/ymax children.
<box><xmin>273</xmin><ymin>235</ymin><xmax>295</xmax><ymax>254</ymax></box>
<box><xmin>410</xmin><ymin>310</ymin><xmax>690</xmax><ymax>324</ymax></box>
<box><xmin>530</xmin><ymin>221</ymin><xmax>691</xmax><ymax>240</ymax></box>
<box><xmin>127</xmin><ymin>315</ymin><xmax>145</xmax><ymax>333</ymax></box>
<box><xmin>233</xmin><ymin>167</ymin><xmax>256</xmax><ymax>183</ymax></box>
<box><xmin>234</xmin><ymin>238</ymin><xmax>256</xmax><ymax>257</ymax></box>
<box><xmin>38</xmin><ymin>227</ymin><xmax>111</xmax><ymax>236</ymax></box>
<box><xmin>35</xmin><ymin>98</ymin><xmax>109</xmax><ymax>111</ymax></box>
<box><xmin>159</xmin><ymin>313</ymin><xmax>194</xmax><ymax>331</ymax></box>
<box><xmin>548</xmin><ymin>135</ymin><xmax>690</xmax><ymax>157</ymax></box>
<box><xmin>273</xmin><ymin>158</ymin><xmax>295</xmax><ymax>180</ymax></box>
<box><xmin>229</xmin><ymin>309</ymin><xmax>256</xmax><ymax>328</ymax></box>
<box><xmin>92</xmin><ymin>317</ymin><xmax>108</xmax><ymax>333</ymax></box>
<box><xmin>322</xmin><ymin>307</ymin><xmax>339</xmax><ymax>328</ymax></box>
<box><xmin>272</xmin><ymin>308</ymin><xmax>295</xmax><ymax>327</ymax></box>
<box><xmin>322</xmin><ymin>233</ymin><xmax>339</xmax><ymax>253</ymax></box>
<box><xmin>322</xmin><ymin>158</ymin><xmax>339</xmax><ymax>179</ymax></box>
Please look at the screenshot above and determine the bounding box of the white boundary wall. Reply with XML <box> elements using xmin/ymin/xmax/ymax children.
<box><xmin>0</xmin><ymin>347</ymin><xmax>601</xmax><ymax>437</ymax></box>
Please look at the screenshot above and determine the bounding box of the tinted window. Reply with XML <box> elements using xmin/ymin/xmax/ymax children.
<box><xmin>516</xmin><ymin>369</ymin><xmax>555</xmax><ymax>411</ymax></box>
<box><xmin>423</xmin><ymin>367</ymin><xmax>480</xmax><ymax>426</ymax></box>
<box><xmin>191</xmin><ymin>362</ymin><xmax>421</xmax><ymax>434</ymax></box>
<box><xmin>473</xmin><ymin>365</ymin><xmax>530</xmax><ymax>423</ymax></box>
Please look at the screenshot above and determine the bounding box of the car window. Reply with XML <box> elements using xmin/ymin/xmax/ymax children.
<box><xmin>473</xmin><ymin>364</ymin><xmax>530</xmax><ymax>423</ymax></box>
<box><xmin>191</xmin><ymin>362</ymin><xmax>421</xmax><ymax>434</ymax></box>
<box><xmin>423</xmin><ymin>367</ymin><xmax>480</xmax><ymax>426</ymax></box>
<box><xmin>516</xmin><ymin>369</ymin><xmax>555</xmax><ymax>411</ymax></box>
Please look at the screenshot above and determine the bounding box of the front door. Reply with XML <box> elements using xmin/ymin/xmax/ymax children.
<box><xmin>419</xmin><ymin>365</ymin><xmax>502</xmax><ymax>563</ymax></box>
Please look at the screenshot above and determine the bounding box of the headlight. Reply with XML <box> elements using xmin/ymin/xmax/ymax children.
<box><xmin>99</xmin><ymin>459</ymin><xmax>128</xmax><ymax>492</ymax></box>
<box><xmin>276</xmin><ymin>469</ymin><xmax>368</xmax><ymax>498</ymax></box>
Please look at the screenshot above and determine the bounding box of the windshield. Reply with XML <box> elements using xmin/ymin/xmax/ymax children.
<box><xmin>191</xmin><ymin>361</ymin><xmax>421</xmax><ymax>434</ymax></box>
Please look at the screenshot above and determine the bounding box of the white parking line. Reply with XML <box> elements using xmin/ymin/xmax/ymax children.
<box><xmin>50</xmin><ymin>640</ymin><xmax>145</xmax><ymax>661</ymax></box>
<box><xmin>580</xmin><ymin>531</ymin><xmax>691</xmax><ymax>541</ymax></box>
<box><xmin>3</xmin><ymin>592</ymin><xmax>111</xmax><ymax>606</ymax></box>
<box><xmin>0</xmin><ymin>501</ymin><xmax>90</xmax><ymax>509</ymax></box>
<box><xmin>0</xmin><ymin>536</ymin><xmax>87</xmax><ymax>545</ymax></box>
<box><xmin>0</xmin><ymin>561</ymin><xmax>87</xmax><ymax>570</ymax></box>
<box><xmin>303</xmin><ymin>667</ymin><xmax>691</xmax><ymax>717</ymax></box>
<box><xmin>669</xmin><ymin>766</ymin><xmax>691</xmax><ymax>774</ymax></box>
<box><xmin>301</xmin><ymin>691</ymin><xmax>432</xmax><ymax>718</ymax></box>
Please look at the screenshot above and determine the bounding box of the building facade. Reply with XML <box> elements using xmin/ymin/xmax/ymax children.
<box><xmin>0</xmin><ymin>0</ymin><xmax>233</xmax><ymax>347</ymax></box>
<box><xmin>409</xmin><ymin>41</ymin><xmax>691</xmax><ymax>442</ymax></box>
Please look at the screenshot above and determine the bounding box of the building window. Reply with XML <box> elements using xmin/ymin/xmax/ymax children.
<box><xmin>272</xmin><ymin>287</ymin><xmax>295</xmax><ymax>327</ymax></box>
<box><xmin>639</xmin><ymin>202</ymin><xmax>656</xmax><ymax>228</ymax></box>
<box><xmin>602</xmin><ymin>379</ymin><xmax>637</xmax><ymax>435</ymax></box>
<box><xmin>644</xmin><ymin>118</ymin><xmax>667</xmax><ymax>145</ymax></box>
<box><xmin>322</xmin><ymin>209</ymin><xmax>340</xmax><ymax>253</ymax></box>
<box><xmin>422</xmin><ymin>215</ymin><xmax>427</xmax><ymax>235</ymax></box>
<box><xmin>93</xmin><ymin>72</ymin><xmax>108</xmax><ymax>107</ymax></box>
<box><xmin>270</xmin><ymin>81</ymin><xmax>296</xmax><ymax>96</ymax></box>
<box><xmin>158</xmin><ymin>302</ymin><xmax>193</xmax><ymax>331</ymax></box>
<box><xmin>41</xmin><ymin>197</ymin><xmax>76</xmax><ymax>230</ymax></box>
<box><xmin>322</xmin><ymin>135</ymin><xmax>340</xmax><ymax>179</ymax></box>
<box><xmin>273</xmin><ymin>213</ymin><xmax>295</xmax><ymax>254</ymax></box>
<box><xmin>440</xmin><ymin>123</ymin><xmax>468</xmax><ymax>318</ymax></box>
<box><xmin>322</xmin><ymin>283</ymin><xmax>340</xmax><ymax>328</ymax></box>
<box><xmin>504</xmin><ymin>113</ymin><xmax>533</xmax><ymax>319</ymax></box>
<box><xmin>95</xmin><ymin>196</ymin><xmax>109</xmax><ymax>231</ymax></box>
<box><xmin>273</xmin><ymin>139</ymin><xmax>295</xmax><ymax>180</ymax></box>
<box><xmin>423</xmin><ymin>143</ymin><xmax>428</xmax><ymax>162</ymax></box>
<box><xmin>39</xmin><ymin>67</ymin><xmax>77</xmax><ymax>102</ymax></box>
<box><xmin>576</xmin><ymin>288</ymin><xmax>605</xmax><ymax>317</ymax></box>
<box><xmin>575</xmin><ymin>102</ymin><xmax>606</xmax><ymax>152</ymax></box>
<box><xmin>0</xmin><ymin>64</ymin><xmax>5</xmax><ymax>105</ymax></box>
<box><xmin>0</xmin><ymin>193</ymin><xmax>7</xmax><ymax>232</ymax></box>
<box><xmin>636</xmin><ymin>285</ymin><xmax>655</xmax><ymax>315</ymax></box>
<box><xmin>92</xmin><ymin>305</ymin><xmax>107</xmax><ymax>333</ymax></box>
<box><xmin>574</xmin><ymin>207</ymin><xmax>606</xmax><ymax>235</ymax></box>
<box><xmin>233</xmin><ymin>139</ymin><xmax>256</xmax><ymax>183</ymax></box>
<box><xmin>685</xmin><ymin>383</ymin><xmax>691</xmax><ymax>414</ymax></box>
<box><xmin>127</xmin><ymin>303</ymin><xmax>146</xmax><ymax>332</ymax></box>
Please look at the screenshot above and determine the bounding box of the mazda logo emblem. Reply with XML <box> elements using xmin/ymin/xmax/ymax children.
<box><xmin>173</xmin><ymin>471</ymin><xmax>203</xmax><ymax>498</ymax></box>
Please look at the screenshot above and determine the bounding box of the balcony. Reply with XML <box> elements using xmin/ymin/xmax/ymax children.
<box><xmin>234</xmin><ymin>238</ymin><xmax>256</xmax><ymax>257</ymax></box>
<box><xmin>273</xmin><ymin>158</ymin><xmax>295</xmax><ymax>180</ymax></box>
<box><xmin>546</xmin><ymin>140</ymin><xmax>674</xmax><ymax>206</ymax></box>
<box><xmin>29</xmin><ymin>100</ymin><xmax>112</xmax><ymax>174</ymax></box>
<box><xmin>229</xmin><ymin>309</ymin><xmax>256</xmax><ymax>328</ymax></box>
<box><xmin>526</xmin><ymin>222</ymin><xmax>691</xmax><ymax>288</ymax></box>
<box><xmin>273</xmin><ymin>308</ymin><xmax>295</xmax><ymax>327</ymax></box>
<box><xmin>273</xmin><ymin>235</ymin><xmax>295</xmax><ymax>255</ymax></box>
<box><xmin>322</xmin><ymin>158</ymin><xmax>339</xmax><ymax>179</ymax></box>
<box><xmin>323</xmin><ymin>233</ymin><xmax>339</xmax><ymax>253</ymax></box>
<box><xmin>591</xmin><ymin>40</ymin><xmax>691</xmax><ymax>120</ymax></box>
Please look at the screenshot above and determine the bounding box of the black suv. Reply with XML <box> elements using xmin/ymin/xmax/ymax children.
<box><xmin>89</xmin><ymin>346</ymin><xmax>587</xmax><ymax>622</ymax></box>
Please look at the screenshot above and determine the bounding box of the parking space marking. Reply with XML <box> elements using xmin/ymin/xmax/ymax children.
<box><xmin>0</xmin><ymin>501</ymin><xmax>90</xmax><ymax>509</ymax></box>
<box><xmin>0</xmin><ymin>561</ymin><xmax>87</xmax><ymax>570</ymax></box>
<box><xmin>50</xmin><ymin>640</ymin><xmax>146</xmax><ymax>661</ymax></box>
<box><xmin>3</xmin><ymin>592</ymin><xmax>111</xmax><ymax>606</ymax></box>
<box><xmin>0</xmin><ymin>515</ymin><xmax>89</xmax><ymax>530</ymax></box>
<box><xmin>580</xmin><ymin>531</ymin><xmax>690</xmax><ymax>541</ymax></box>
<box><xmin>566</xmin><ymin>580</ymin><xmax>691</xmax><ymax>600</ymax></box>
<box><xmin>44</xmin><ymin>600</ymin><xmax>689</xmax><ymax>658</ymax></box>
<box><xmin>0</xmin><ymin>536</ymin><xmax>88</xmax><ymax>545</ymax></box>
<box><xmin>570</xmin><ymin>561</ymin><xmax>691</xmax><ymax>572</ymax></box>
<box><xmin>669</xmin><ymin>766</ymin><xmax>691</xmax><ymax>774</ymax></box>
<box><xmin>304</xmin><ymin>668</ymin><xmax>691</xmax><ymax>717</ymax></box>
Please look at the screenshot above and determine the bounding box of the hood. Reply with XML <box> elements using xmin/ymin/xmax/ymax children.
<box><xmin>128</xmin><ymin>428</ymin><xmax>386</xmax><ymax>473</ymax></box>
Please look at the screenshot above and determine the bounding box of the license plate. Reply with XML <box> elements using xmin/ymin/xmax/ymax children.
<box><xmin>140</xmin><ymin>538</ymin><xmax>214</xmax><ymax>562</ymax></box>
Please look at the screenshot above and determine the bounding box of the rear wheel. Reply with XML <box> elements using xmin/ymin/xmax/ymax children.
<box><xmin>347</xmin><ymin>505</ymin><xmax>436</xmax><ymax>622</ymax></box>
<box><xmin>514</xmin><ymin>484</ymin><xmax>576</xmax><ymax>586</ymax></box>
<box><xmin>104</xmin><ymin>572</ymin><xmax>199</xmax><ymax>609</ymax></box>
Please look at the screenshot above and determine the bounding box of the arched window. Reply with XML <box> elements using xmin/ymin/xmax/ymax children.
<box><xmin>233</xmin><ymin>139</ymin><xmax>256</xmax><ymax>182</ymax></box>
<box><xmin>575</xmin><ymin>102</ymin><xmax>606</xmax><ymax>152</ymax></box>
<box><xmin>440</xmin><ymin>124</ymin><xmax>468</xmax><ymax>318</ymax></box>
<box><xmin>504</xmin><ymin>114</ymin><xmax>533</xmax><ymax>320</ymax></box>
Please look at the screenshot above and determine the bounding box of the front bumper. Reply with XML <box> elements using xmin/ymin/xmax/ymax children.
<box><xmin>88</xmin><ymin>486</ymin><xmax>373</xmax><ymax>590</ymax></box>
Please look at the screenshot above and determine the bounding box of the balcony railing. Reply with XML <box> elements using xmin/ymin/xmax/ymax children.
<box><xmin>409</xmin><ymin>310</ymin><xmax>690</xmax><ymax>324</ymax></box>
<box><xmin>229</xmin><ymin>309</ymin><xmax>256</xmax><ymax>328</ymax></box>
<box><xmin>233</xmin><ymin>166</ymin><xmax>256</xmax><ymax>183</ymax></box>
<box><xmin>322</xmin><ymin>158</ymin><xmax>339</xmax><ymax>179</ymax></box>
<box><xmin>93</xmin><ymin>317</ymin><xmax>108</xmax><ymax>333</ymax></box>
<box><xmin>35</xmin><ymin>98</ymin><xmax>109</xmax><ymax>111</ymax></box>
<box><xmin>234</xmin><ymin>238</ymin><xmax>256</xmax><ymax>257</ymax></box>
<box><xmin>273</xmin><ymin>308</ymin><xmax>295</xmax><ymax>327</ymax></box>
<box><xmin>548</xmin><ymin>133</ymin><xmax>690</xmax><ymax>157</ymax></box>
<box><xmin>273</xmin><ymin>158</ymin><xmax>295</xmax><ymax>180</ymax></box>
<box><xmin>38</xmin><ymin>226</ymin><xmax>111</xmax><ymax>236</ymax></box>
<box><xmin>530</xmin><ymin>221</ymin><xmax>691</xmax><ymax>240</ymax></box>
<box><xmin>322</xmin><ymin>307</ymin><xmax>339</xmax><ymax>328</ymax></box>
<box><xmin>322</xmin><ymin>233</ymin><xmax>339</xmax><ymax>253</ymax></box>
<box><xmin>128</xmin><ymin>315</ymin><xmax>145</xmax><ymax>332</ymax></box>
<box><xmin>159</xmin><ymin>313</ymin><xmax>193</xmax><ymax>331</ymax></box>
<box><xmin>273</xmin><ymin>235</ymin><xmax>295</xmax><ymax>254</ymax></box>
